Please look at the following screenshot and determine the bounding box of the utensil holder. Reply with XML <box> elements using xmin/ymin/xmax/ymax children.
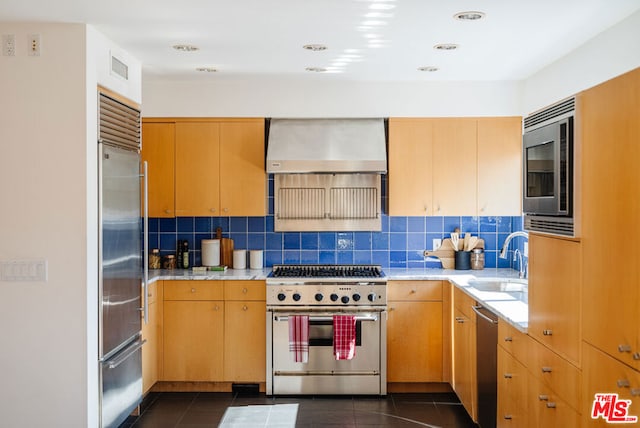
<box><xmin>454</xmin><ymin>251</ymin><xmax>471</xmax><ymax>270</ymax></box>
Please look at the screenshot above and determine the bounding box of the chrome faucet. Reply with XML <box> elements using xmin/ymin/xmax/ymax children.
<box><xmin>513</xmin><ymin>249</ymin><xmax>527</xmax><ymax>279</ymax></box>
<box><xmin>499</xmin><ymin>230</ymin><xmax>529</xmax><ymax>259</ymax></box>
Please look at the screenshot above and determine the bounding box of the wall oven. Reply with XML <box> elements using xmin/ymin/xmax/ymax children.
<box><xmin>266</xmin><ymin>265</ymin><xmax>387</xmax><ymax>396</ymax></box>
<box><xmin>523</xmin><ymin>97</ymin><xmax>576</xmax><ymax>236</ymax></box>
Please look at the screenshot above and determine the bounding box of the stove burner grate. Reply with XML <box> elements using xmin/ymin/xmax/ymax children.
<box><xmin>271</xmin><ymin>264</ymin><xmax>382</xmax><ymax>279</ymax></box>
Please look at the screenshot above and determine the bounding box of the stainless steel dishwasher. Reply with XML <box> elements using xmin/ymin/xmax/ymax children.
<box><xmin>473</xmin><ymin>304</ymin><xmax>499</xmax><ymax>428</ymax></box>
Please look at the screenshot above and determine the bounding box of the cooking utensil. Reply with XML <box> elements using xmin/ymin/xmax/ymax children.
<box><xmin>466</xmin><ymin>236</ymin><xmax>478</xmax><ymax>251</ymax></box>
<box><xmin>463</xmin><ymin>233</ymin><xmax>470</xmax><ymax>251</ymax></box>
<box><xmin>216</xmin><ymin>227</ymin><xmax>235</xmax><ymax>268</ymax></box>
<box><xmin>450</xmin><ymin>232</ymin><xmax>459</xmax><ymax>251</ymax></box>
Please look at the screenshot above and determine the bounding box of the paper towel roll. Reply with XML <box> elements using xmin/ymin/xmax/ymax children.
<box><xmin>201</xmin><ymin>239</ymin><xmax>220</xmax><ymax>266</ymax></box>
<box><xmin>249</xmin><ymin>250</ymin><xmax>263</xmax><ymax>270</ymax></box>
<box><xmin>233</xmin><ymin>250</ymin><xmax>247</xmax><ymax>270</ymax></box>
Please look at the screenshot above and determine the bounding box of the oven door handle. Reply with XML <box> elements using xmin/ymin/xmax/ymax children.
<box><xmin>274</xmin><ymin>315</ymin><xmax>379</xmax><ymax>322</ymax></box>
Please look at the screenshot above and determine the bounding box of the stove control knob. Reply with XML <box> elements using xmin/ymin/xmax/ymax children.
<box><xmin>277</xmin><ymin>293</ymin><xmax>286</xmax><ymax>301</ymax></box>
<box><xmin>352</xmin><ymin>293</ymin><xmax>361</xmax><ymax>302</ymax></box>
<box><xmin>293</xmin><ymin>293</ymin><xmax>301</xmax><ymax>302</ymax></box>
<box><xmin>314</xmin><ymin>293</ymin><xmax>324</xmax><ymax>302</ymax></box>
<box><xmin>341</xmin><ymin>295</ymin><xmax>350</xmax><ymax>304</ymax></box>
<box><xmin>330</xmin><ymin>293</ymin><xmax>339</xmax><ymax>302</ymax></box>
<box><xmin>368</xmin><ymin>293</ymin><xmax>377</xmax><ymax>302</ymax></box>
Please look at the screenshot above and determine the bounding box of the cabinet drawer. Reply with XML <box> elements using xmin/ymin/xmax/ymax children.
<box><xmin>529</xmin><ymin>376</ymin><xmax>581</xmax><ymax>428</ymax></box>
<box><xmin>453</xmin><ymin>286</ymin><xmax>477</xmax><ymax>318</ymax></box>
<box><xmin>164</xmin><ymin>280</ymin><xmax>223</xmax><ymax>301</ymax></box>
<box><xmin>528</xmin><ymin>337</ymin><xmax>582</xmax><ymax>412</ymax></box>
<box><xmin>224</xmin><ymin>280</ymin><xmax>266</xmax><ymax>301</ymax></box>
<box><xmin>582</xmin><ymin>342</ymin><xmax>640</xmax><ymax>426</ymax></box>
<box><xmin>498</xmin><ymin>320</ymin><xmax>529</xmax><ymax>366</ymax></box>
<box><xmin>388</xmin><ymin>280</ymin><xmax>442</xmax><ymax>301</ymax></box>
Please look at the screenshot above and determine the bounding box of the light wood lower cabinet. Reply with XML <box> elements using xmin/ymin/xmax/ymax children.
<box><xmin>159</xmin><ymin>280</ymin><xmax>266</xmax><ymax>385</ymax></box>
<box><xmin>223</xmin><ymin>281</ymin><xmax>266</xmax><ymax>382</ymax></box>
<box><xmin>452</xmin><ymin>287</ymin><xmax>477</xmax><ymax>422</ymax></box>
<box><xmin>162</xmin><ymin>281</ymin><xmax>224</xmax><ymax>381</ymax></box>
<box><xmin>142</xmin><ymin>280</ymin><xmax>162</xmax><ymax>393</ymax></box>
<box><xmin>582</xmin><ymin>341</ymin><xmax>640</xmax><ymax>426</ymax></box>
<box><xmin>387</xmin><ymin>280</ymin><xmax>445</xmax><ymax>382</ymax></box>
<box><xmin>497</xmin><ymin>346</ymin><xmax>528</xmax><ymax>428</ymax></box>
<box><xmin>528</xmin><ymin>375</ymin><xmax>581</xmax><ymax>427</ymax></box>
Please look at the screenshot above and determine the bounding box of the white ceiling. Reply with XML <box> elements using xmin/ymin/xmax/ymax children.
<box><xmin>2</xmin><ymin>0</ymin><xmax>640</xmax><ymax>82</ymax></box>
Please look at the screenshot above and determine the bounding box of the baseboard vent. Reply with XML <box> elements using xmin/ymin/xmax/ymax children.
<box><xmin>232</xmin><ymin>383</ymin><xmax>259</xmax><ymax>396</ymax></box>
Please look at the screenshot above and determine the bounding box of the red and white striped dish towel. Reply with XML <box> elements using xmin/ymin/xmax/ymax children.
<box><xmin>333</xmin><ymin>315</ymin><xmax>356</xmax><ymax>360</ymax></box>
<box><xmin>288</xmin><ymin>315</ymin><xmax>309</xmax><ymax>363</ymax></box>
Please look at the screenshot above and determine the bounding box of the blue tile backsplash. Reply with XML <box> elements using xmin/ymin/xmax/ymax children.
<box><xmin>147</xmin><ymin>175</ymin><xmax>527</xmax><ymax>271</ymax></box>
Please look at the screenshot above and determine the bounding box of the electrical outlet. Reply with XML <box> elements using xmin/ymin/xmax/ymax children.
<box><xmin>432</xmin><ymin>238</ymin><xmax>442</xmax><ymax>251</ymax></box>
<box><xmin>2</xmin><ymin>34</ymin><xmax>16</xmax><ymax>56</ymax></box>
<box><xmin>28</xmin><ymin>34</ymin><xmax>40</xmax><ymax>56</ymax></box>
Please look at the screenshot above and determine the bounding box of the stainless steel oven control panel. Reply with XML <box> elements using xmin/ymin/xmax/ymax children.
<box><xmin>266</xmin><ymin>282</ymin><xmax>387</xmax><ymax>306</ymax></box>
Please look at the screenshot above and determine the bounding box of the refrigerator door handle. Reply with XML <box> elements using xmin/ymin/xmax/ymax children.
<box><xmin>141</xmin><ymin>160</ymin><xmax>149</xmax><ymax>325</ymax></box>
<box><xmin>107</xmin><ymin>339</ymin><xmax>147</xmax><ymax>370</ymax></box>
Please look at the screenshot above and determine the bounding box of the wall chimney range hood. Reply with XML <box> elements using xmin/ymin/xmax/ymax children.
<box><xmin>266</xmin><ymin>118</ymin><xmax>387</xmax><ymax>232</ymax></box>
<box><xmin>266</xmin><ymin>118</ymin><xmax>387</xmax><ymax>174</ymax></box>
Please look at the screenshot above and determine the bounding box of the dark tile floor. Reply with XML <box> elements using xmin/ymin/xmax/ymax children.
<box><xmin>119</xmin><ymin>392</ymin><xmax>478</xmax><ymax>427</ymax></box>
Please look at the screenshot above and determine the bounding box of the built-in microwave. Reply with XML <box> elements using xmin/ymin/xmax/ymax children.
<box><xmin>522</xmin><ymin>97</ymin><xmax>575</xmax><ymax>237</ymax></box>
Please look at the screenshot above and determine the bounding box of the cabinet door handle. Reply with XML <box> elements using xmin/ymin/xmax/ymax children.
<box><xmin>214</xmin><ymin>305</ymin><xmax>220</xmax><ymax>311</ymax></box>
<box><xmin>191</xmin><ymin>288</ymin><xmax>196</xmax><ymax>293</ymax></box>
<box><xmin>410</xmin><ymin>289</ymin><xmax>416</xmax><ymax>294</ymax></box>
<box><xmin>504</xmin><ymin>373</ymin><xmax>513</xmax><ymax>379</ymax></box>
<box><xmin>165</xmin><ymin>209</ymin><xmax>171</xmax><ymax>214</ymax></box>
<box><xmin>542</xmin><ymin>329</ymin><xmax>553</xmax><ymax>336</ymax></box>
<box><xmin>546</xmin><ymin>402</ymin><xmax>557</xmax><ymax>409</ymax></box>
<box><xmin>455</xmin><ymin>317</ymin><xmax>466</xmax><ymax>323</ymax></box>
<box><xmin>541</xmin><ymin>366</ymin><xmax>553</xmax><ymax>373</ymax></box>
<box><xmin>243</xmin><ymin>305</ymin><xmax>248</xmax><ymax>311</ymax></box>
<box><xmin>617</xmin><ymin>379</ymin><xmax>631</xmax><ymax>388</ymax></box>
<box><xmin>210</xmin><ymin>208</ymin><xmax>216</xmax><ymax>213</ymax></box>
<box><xmin>633</xmin><ymin>352</ymin><xmax>640</xmax><ymax>360</ymax></box>
<box><xmin>504</xmin><ymin>336</ymin><xmax>513</xmax><ymax>342</ymax></box>
<box><xmin>538</xmin><ymin>395</ymin><xmax>549</xmax><ymax>401</ymax></box>
<box><xmin>242</xmin><ymin>287</ymin><xmax>248</xmax><ymax>294</ymax></box>
<box><xmin>503</xmin><ymin>415</ymin><xmax>513</xmax><ymax>420</ymax></box>
<box><xmin>631</xmin><ymin>388</ymin><xmax>640</xmax><ymax>397</ymax></box>
<box><xmin>618</xmin><ymin>344</ymin><xmax>632</xmax><ymax>353</ymax></box>
<box><xmin>223</xmin><ymin>208</ymin><xmax>229</xmax><ymax>213</ymax></box>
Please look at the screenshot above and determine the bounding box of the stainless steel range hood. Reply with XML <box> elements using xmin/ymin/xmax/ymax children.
<box><xmin>266</xmin><ymin>118</ymin><xmax>387</xmax><ymax>173</ymax></box>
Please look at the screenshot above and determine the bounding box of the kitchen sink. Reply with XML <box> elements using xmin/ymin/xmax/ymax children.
<box><xmin>467</xmin><ymin>279</ymin><xmax>528</xmax><ymax>303</ymax></box>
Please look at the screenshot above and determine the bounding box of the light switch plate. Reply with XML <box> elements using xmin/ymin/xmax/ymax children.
<box><xmin>432</xmin><ymin>238</ymin><xmax>442</xmax><ymax>251</ymax></box>
<box><xmin>0</xmin><ymin>259</ymin><xmax>48</xmax><ymax>282</ymax></box>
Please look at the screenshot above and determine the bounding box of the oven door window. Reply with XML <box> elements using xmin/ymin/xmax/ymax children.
<box><xmin>526</xmin><ymin>141</ymin><xmax>555</xmax><ymax>197</ymax></box>
<box><xmin>309</xmin><ymin>320</ymin><xmax>362</xmax><ymax>347</ymax></box>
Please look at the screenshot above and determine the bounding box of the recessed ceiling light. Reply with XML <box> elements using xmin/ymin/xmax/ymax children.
<box><xmin>196</xmin><ymin>67</ymin><xmax>217</xmax><ymax>73</ymax></box>
<box><xmin>434</xmin><ymin>43</ymin><xmax>459</xmax><ymax>51</ymax></box>
<box><xmin>303</xmin><ymin>44</ymin><xmax>328</xmax><ymax>51</ymax></box>
<box><xmin>172</xmin><ymin>44</ymin><xmax>199</xmax><ymax>52</ymax></box>
<box><xmin>454</xmin><ymin>11</ymin><xmax>486</xmax><ymax>21</ymax></box>
<box><xmin>305</xmin><ymin>67</ymin><xmax>327</xmax><ymax>72</ymax></box>
<box><xmin>418</xmin><ymin>66</ymin><xmax>439</xmax><ymax>72</ymax></box>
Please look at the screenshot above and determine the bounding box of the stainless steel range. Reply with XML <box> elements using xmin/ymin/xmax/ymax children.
<box><xmin>266</xmin><ymin>264</ymin><xmax>387</xmax><ymax>396</ymax></box>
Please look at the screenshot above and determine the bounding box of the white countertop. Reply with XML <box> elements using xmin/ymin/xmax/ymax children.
<box><xmin>149</xmin><ymin>266</ymin><xmax>529</xmax><ymax>332</ymax></box>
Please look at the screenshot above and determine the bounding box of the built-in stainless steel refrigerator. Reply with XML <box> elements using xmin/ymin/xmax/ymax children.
<box><xmin>98</xmin><ymin>93</ymin><xmax>145</xmax><ymax>428</ymax></box>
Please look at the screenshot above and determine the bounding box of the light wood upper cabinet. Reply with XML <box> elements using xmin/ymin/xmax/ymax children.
<box><xmin>580</xmin><ymin>67</ymin><xmax>640</xmax><ymax>370</ymax></box>
<box><xmin>528</xmin><ymin>233</ymin><xmax>582</xmax><ymax>366</ymax></box>
<box><xmin>432</xmin><ymin>118</ymin><xmax>477</xmax><ymax>216</ymax></box>
<box><xmin>219</xmin><ymin>121</ymin><xmax>266</xmax><ymax>216</ymax></box>
<box><xmin>142</xmin><ymin>118</ymin><xmax>266</xmax><ymax>218</ymax></box>
<box><xmin>388</xmin><ymin>118</ymin><xmax>433</xmax><ymax>216</ymax></box>
<box><xmin>388</xmin><ymin>117</ymin><xmax>522</xmax><ymax>216</ymax></box>
<box><xmin>141</xmin><ymin>122</ymin><xmax>175</xmax><ymax>217</ymax></box>
<box><xmin>175</xmin><ymin>122</ymin><xmax>221</xmax><ymax>216</ymax></box>
<box><xmin>387</xmin><ymin>281</ymin><xmax>444</xmax><ymax>382</ymax></box>
<box><xmin>477</xmin><ymin>117</ymin><xmax>522</xmax><ymax>215</ymax></box>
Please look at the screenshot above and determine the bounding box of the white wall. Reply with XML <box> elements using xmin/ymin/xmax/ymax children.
<box><xmin>522</xmin><ymin>9</ymin><xmax>640</xmax><ymax>114</ymax></box>
<box><xmin>142</xmin><ymin>76</ymin><xmax>522</xmax><ymax>118</ymax></box>
<box><xmin>0</xmin><ymin>23</ymin><xmax>90</xmax><ymax>427</ymax></box>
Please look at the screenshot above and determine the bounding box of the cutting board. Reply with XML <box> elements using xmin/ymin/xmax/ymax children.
<box><xmin>423</xmin><ymin>238</ymin><xmax>484</xmax><ymax>269</ymax></box>
<box><xmin>216</xmin><ymin>227</ymin><xmax>234</xmax><ymax>268</ymax></box>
